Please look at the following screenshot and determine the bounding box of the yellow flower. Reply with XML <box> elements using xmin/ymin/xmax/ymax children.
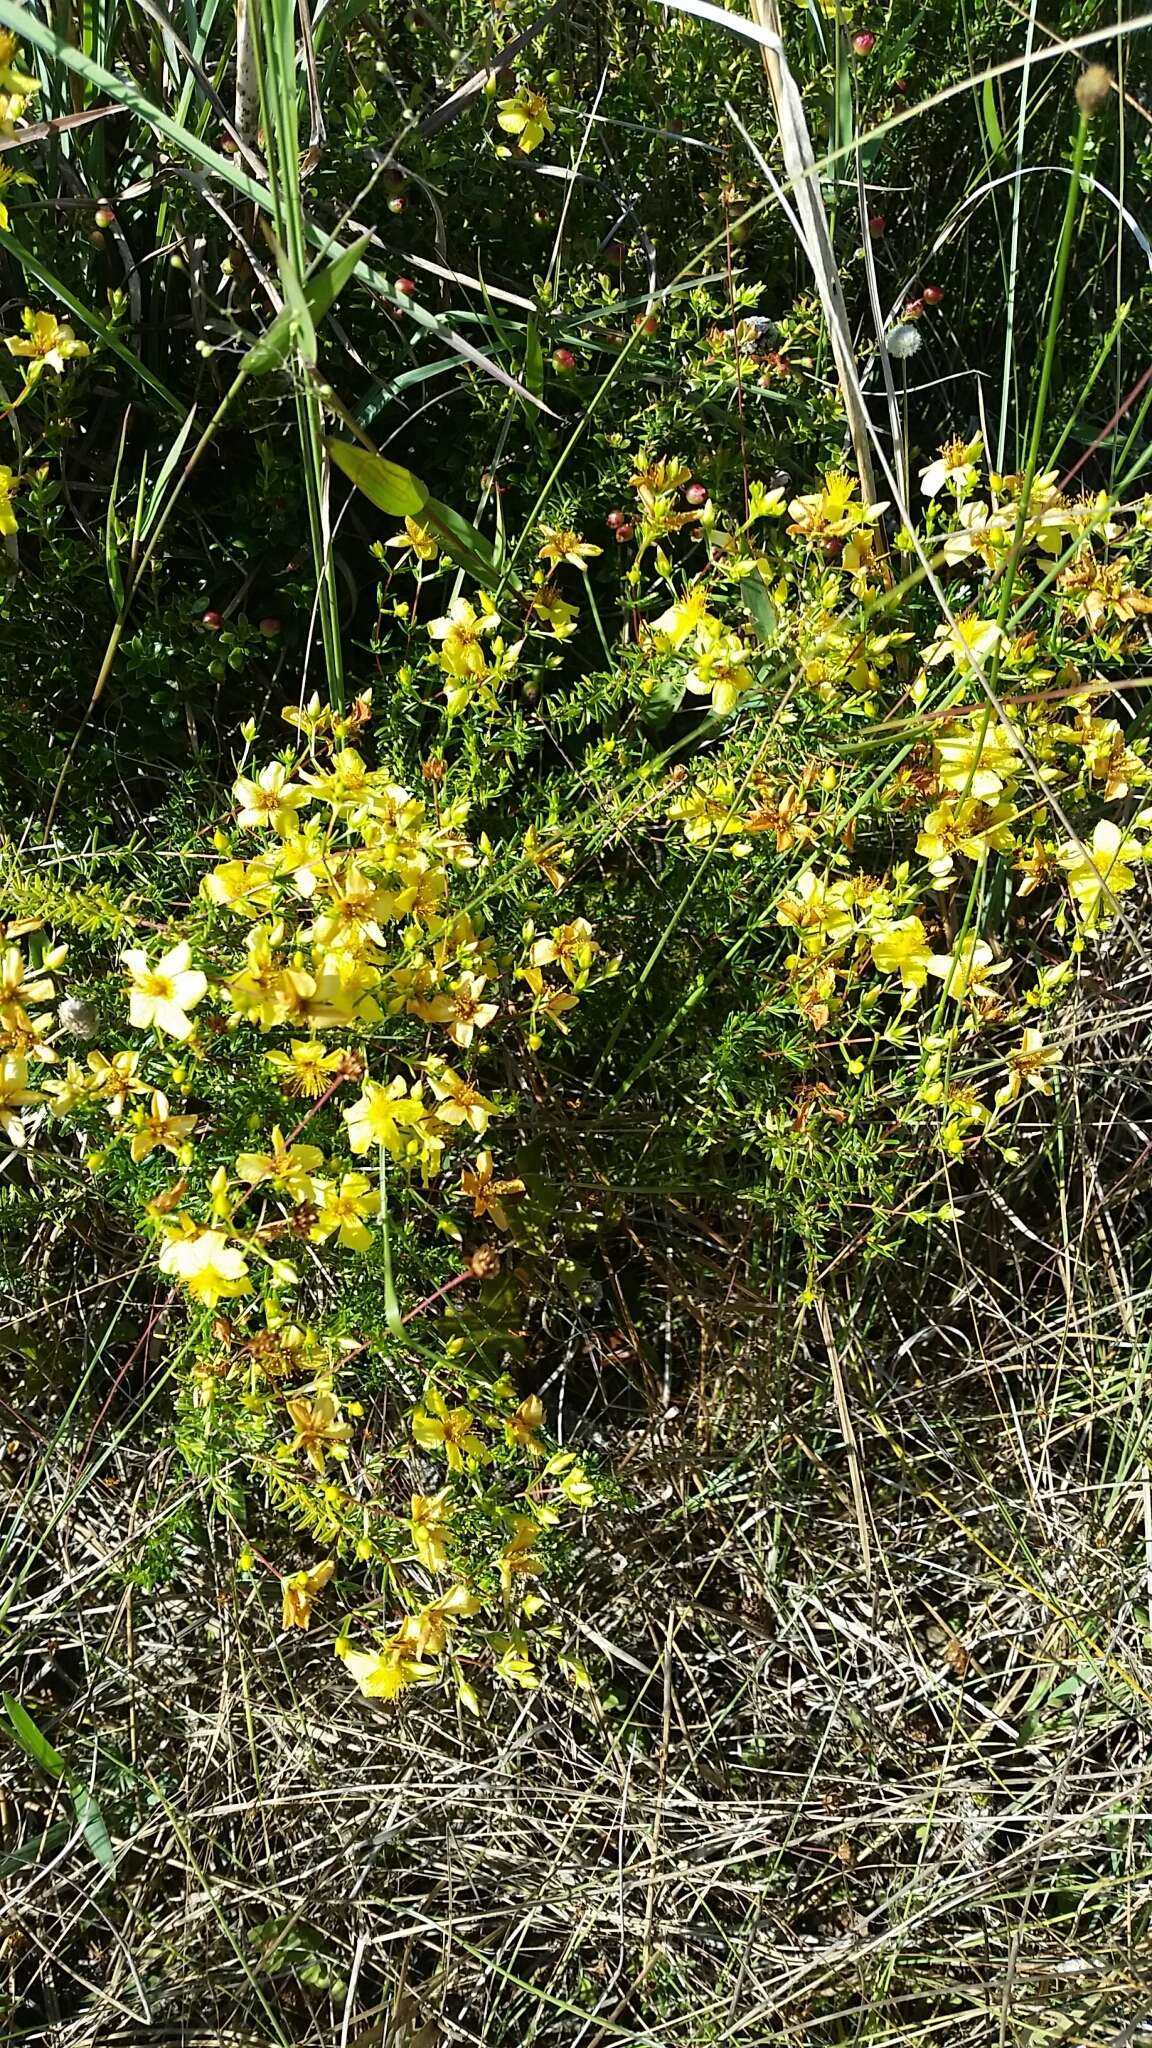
<box><xmin>460</xmin><ymin>1150</ymin><xmax>525</xmax><ymax>1232</ymax></box>
<box><xmin>423</xmin><ymin>1060</ymin><xmax>495</xmax><ymax>1134</ymax></box>
<box><xmin>529</xmin><ymin>918</ymin><xmax>597</xmax><ymax>982</ymax></box>
<box><xmin>158</xmin><ymin>1227</ymin><xmax>251</xmax><ymax>1307</ymax></box>
<box><xmin>200</xmin><ymin>857</ymin><xmax>277</xmax><ymax>915</ymax></box>
<box><xmin>412</xmin><ymin>1386</ymin><xmax>486</xmax><ymax>1472</ymax></box>
<box><xmin>428</xmin><ymin>595</ymin><xmax>497</xmax><ymax>679</ymax></box>
<box><xmin>1058</xmin><ymin>817</ymin><xmax>1145</xmax><ymax>930</ymax></box>
<box><xmin>280</xmin><ymin>1557</ymin><xmax>335</xmax><ymax>1630</ymax></box>
<box><xmin>916</xmin><ymin>796</ymin><xmax>1017</xmax><ymax>884</ymax></box>
<box><xmin>775</xmin><ymin>871</ymin><xmax>856</xmax><ymax>954</ymax></box>
<box><xmin>651</xmin><ymin>586</ymin><xmax>713</xmax><ymax>651</ymax></box>
<box><xmin>0</xmin><ymin>464</ymin><xmax>18</xmax><ymax>536</ymax></box>
<box><xmin>788</xmin><ymin>469</ymin><xmax>886</xmax><ymax>540</ymax></box>
<box><xmin>537</xmin><ymin>527</ymin><xmax>602</xmax><ymax>570</ymax></box>
<box><xmin>0</xmin><ymin>1051</ymin><xmax>43</xmax><ymax>1141</ymax></box>
<box><xmin>235</xmin><ymin>1126</ymin><xmax>324</xmax><ymax>1201</ymax></box>
<box><xmin>0</xmin><ymin>33</ymin><xmax>39</xmax><ymax>95</ymax></box>
<box><xmin>0</xmin><ymin>93</ymin><xmax>30</xmax><ymax>140</ymax></box>
<box><xmin>412</xmin><ymin>971</ymin><xmax>498</xmax><ymax>1047</ymax></box>
<box><xmin>6</xmin><ymin>309</ymin><xmax>89</xmax><ymax>379</ymax></box>
<box><xmin>285</xmin><ymin>1388</ymin><xmax>353</xmax><ymax>1473</ymax></box>
<box><xmin>923</xmin><ymin>615</ymin><xmax>1004</xmax><ymax>675</ymax></box>
<box><xmin>233</xmin><ymin>760</ymin><xmax>311</xmax><ymax>835</ymax></box>
<box><xmin>499</xmin><ymin>1515</ymin><xmax>543</xmax><ymax>1601</ymax></box>
<box><xmin>995</xmin><ymin>1028</ymin><xmax>1061</xmax><ymax>1107</ymax></box>
<box><xmin>667</xmin><ymin>774</ymin><xmax>746</xmax><ymax>844</ymax></box>
<box><xmin>531</xmin><ymin>583</ymin><xmax>579</xmax><ymax>638</ymax></box>
<box><xmin>926</xmin><ymin>935</ymin><xmax>1009</xmax><ymax>1002</ymax></box>
<box><xmin>310</xmin><ymin>1172</ymin><xmax>378</xmax><ymax>1252</ymax></box>
<box><xmin>410</xmin><ymin>1489</ymin><xmax>451</xmax><ymax>1572</ymax></box>
<box><xmin>344</xmin><ymin>1074</ymin><xmax>427</xmax><ymax>1156</ymax></box>
<box><xmin>86</xmin><ymin>1047</ymin><xmax>146</xmax><ymax>1119</ymax></box>
<box><xmin>932</xmin><ymin>711</ymin><xmax>1019</xmax><ymax>801</ymax></box>
<box><xmin>919</xmin><ymin>433</ymin><xmax>983</xmax><ymax>499</ymax></box>
<box><xmin>265</xmin><ymin>1039</ymin><xmax>347</xmax><ymax>1098</ymax></box>
<box><xmin>496</xmin><ymin>85</ymin><xmax>554</xmax><ymax>154</ymax></box>
<box><xmin>870</xmin><ymin>916</ymin><xmax>933</xmax><ymax>993</ymax></box>
<box><xmin>395</xmin><ymin>1583</ymin><xmax>482</xmax><ymax>1658</ymax></box>
<box><xmin>505</xmin><ymin>1392</ymin><xmax>545</xmax><ymax>1455</ymax></box>
<box><xmin>386</xmin><ymin>515</ymin><xmax>439</xmax><ymax>562</ymax></box>
<box><xmin>123</xmin><ymin>941</ymin><xmax>207</xmax><ymax>1041</ymax></box>
<box><xmin>128</xmin><ymin>1090</ymin><xmax>198</xmax><ymax>1162</ymax></box>
<box><xmin>683</xmin><ymin>622</ymin><xmax>755</xmax><ymax>718</ymax></box>
<box><xmin>521</xmin><ymin>824</ymin><xmax>569</xmax><ymax>890</ymax></box>
<box><xmin>336</xmin><ymin>1638</ymin><xmax>439</xmax><ymax>1700</ymax></box>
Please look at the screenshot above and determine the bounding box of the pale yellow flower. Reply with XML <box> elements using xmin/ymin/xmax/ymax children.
<box><xmin>123</xmin><ymin>941</ymin><xmax>207</xmax><ymax>1041</ymax></box>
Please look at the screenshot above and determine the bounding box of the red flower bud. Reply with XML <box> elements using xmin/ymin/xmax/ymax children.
<box><xmin>606</xmin><ymin>509</ymin><xmax>626</xmax><ymax>529</ymax></box>
<box><xmin>201</xmin><ymin>610</ymin><xmax>223</xmax><ymax>630</ymax></box>
<box><xmin>394</xmin><ymin>276</ymin><xmax>417</xmax><ymax>296</ymax></box>
<box><xmin>852</xmin><ymin>29</ymin><xmax>876</xmax><ymax>54</ymax></box>
<box><xmin>685</xmin><ymin>482</ymin><xmax>708</xmax><ymax>506</ymax></box>
<box><xmin>867</xmin><ymin>213</ymin><xmax>886</xmax><ymax>237</ymax></box>
<box><xmin>903</xmin><ymin>297</ymin><xmax>925</xmax><ymax>319</ymax></box>
<box><xmin>259</xmin><ymin>617</ymin><xmax>281</xmax><ymax>637</ymax></box>
<box><xmin>613</xmin><ymin>521</ymin><xmax>635</xmax><ymax>543</ymax></box>
<box><xmin>551</xmin><ymin>346</ymin><xmax>577</xmax><ymax>372</ymax></box>
<box><xmin>922</xmin><ymin>283</ymin><xmax>943</xmax><ymax>305</ymax></box>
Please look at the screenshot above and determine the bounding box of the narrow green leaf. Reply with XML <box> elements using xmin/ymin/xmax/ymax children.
<box><xmin>3</xmin><ymin>1694</ymin><xmax>65</xmax><ymax>1777</ymax></box>
<box><xmin>0</xmin><ymin>1822</ymin><xmax>72</xmax><ymax>1879</ymax></box>
<box><xmin>71</xmin><ymin>1783</ymin><xmax>116</xmax><ymax>1873</ymax></box>
<box><xmin>104</xmin><ymin>411</ymin><xmax>130</xmax><ymax>608</ymax></box>
<box><xmin>326</xmin><ymin>439</ymin><xmax>428</xmax><ymax>516</ymax></box>
<box><xmin>981</xmin><ymin>76</ymin><xmax>1006</xmax><ymax>162</ymax></box>
<box><xmin>424</xmin><ymin>494</ymin><xmax>512</xmax><ymax>586</ymax></box>
<box><xmin>141</xmin><ymin>406</ymin><xmax>200</xmax><ymax>541</ymax></box>
<box><xmin>306</xmin><ymin>233</ymin><xmax>373</xmax><ymax>322</ymax></box>
<box><xmin>523</xmin><ymin>315</ymin><xmax>544</xmax><ymax>400</ymax></box>
<box><xmin>739</xmin><ymin>574</ymin><xmax>778</xmax><ymax>645</ymax></box>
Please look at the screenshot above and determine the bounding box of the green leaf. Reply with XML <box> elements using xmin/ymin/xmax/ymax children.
<box><xmin>424</xmin><ymin>494</ymin><xmax>511</xmax><ymax>585</ymax></box>
<box><xmin>72</xmin><ymin>1784</ymin><xmax>116</xmax><ymax>1872</ymax></box>
<box><xmin>306</xmin><ymin>234</ymin><xmax>373</xmax><ymax>323</ymax></box>
<box><xmin>3</xmin><ymin>1695</ymin><xmax>116</xmax><ymax>1875</ymax></box>
<box><xmin>0</xmin><ymin>1822</ymin><xmax>72</xmax><ymax>1879</ymax></box>
<box><xmin>326</xmin><ymin>440</ymin><xmax>429</xmax><ymax>516</ymax></box>
<box><xmin>523</xmin><ymin>315</ymin><xmax>544</xmax><ymax>400</ymax></box>
<box><xmin>981</xmin><ymin>76</ymin><xmax>1006</xmax><ymax>162</ymax></box>
<box><xmin>3</xmin><ymin>1694</ymin><xmax>65</xmax><ymax>1777</ymax></box>
<box><xmin>640</xmin><ymin>676</ymin><xmax>687</xmax><ymax>732</ymax></box>
<box><xmin>739</xmin><ymin>574</ymin><xmax>778</xmax><ymax>645</ymax></box>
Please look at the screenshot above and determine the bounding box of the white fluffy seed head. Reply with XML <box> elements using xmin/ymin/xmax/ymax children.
<box><xmin>886</xmin><ymin>322</ymin><xmax>922</xmax><ymax>360</ymax></box>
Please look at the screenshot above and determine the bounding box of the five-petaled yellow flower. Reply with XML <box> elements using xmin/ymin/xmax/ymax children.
<box><xmin>124</xmin><ymin>941</ymin><xmax>207</xmax><ymax>1041</ymax></box>
<box><xmin>6</xmin><ymin>309</ymin><xmax>89</xmax><ymax>379</ymax></box>
<box><xmin>285</xmin><ymin>1388</ymin><xmax>353</xmax><ymax>1473</ymax></box>
<box><xmin>461</xmin><ymin>1150</ymin><xmax>525</xmax><ymax>1232</ymax></box>
<box><xmin>412</xmin><ymin>1387</ymin><xmax>486</xmax><ymax>1472</ymax></box>
<box><xmin>410</xmin><ymin>1489</ymin><xmax>451</xmax><ymax>1572</ymax></box>
<box><xmin>537</xmin><ymin>527</ymin><xmax>602</xmax><ymax>571</ymax></box>
<box><xmin>128</xmin><ymin>1090</ymin><xmax>198</xmax><ymax>1162</ymax></box>
<box><xmin>281</xmin><ymin>1557</ymin><xmax>335</xmax><ymax>1630</ymax></box>
<box><xmin>158</xmin><ymin>1226</ymin><xmax>250</xmax><ymax>1307</ymax></box>
<box><xmin>496</xmin><ymin>85</ymin><xmax>554</xmax><ymax>154</ymax></box>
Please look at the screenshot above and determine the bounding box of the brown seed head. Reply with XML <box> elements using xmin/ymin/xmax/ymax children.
<box><xmin>469</xmin><ymin>1243</ymin><xmax>502</xmax><ymax>1280</ymax></box>
<box><xmin>1075</xmin><ymin>64</ymin><xmax>1112</xmax><ymax>117</ymax></box>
